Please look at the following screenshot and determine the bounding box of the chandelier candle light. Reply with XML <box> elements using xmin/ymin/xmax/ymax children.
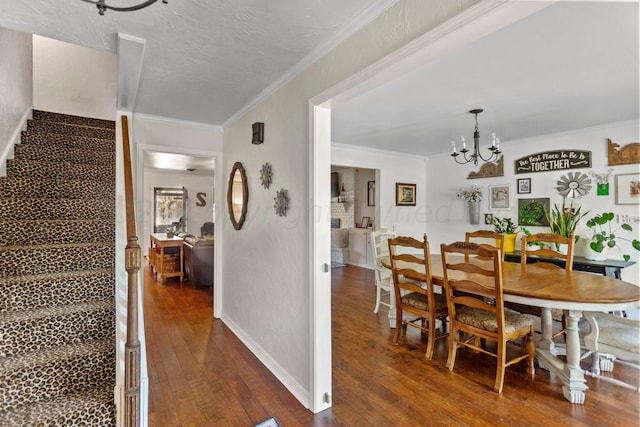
<box><xmin>83</xmin><ymin>0</ymin><xmax>168</xmax><ymax>15</ymax></box>
<box><xmin>451</xmin><ymin>109</ymin><xmax>501</xmax><ymax>165</ymax></box>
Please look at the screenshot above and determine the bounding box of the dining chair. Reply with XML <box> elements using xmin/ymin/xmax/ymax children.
<box><xmin>370</xmin><ymin>229</ymin><xmax>395</xmax><ymax>314</ymax></box>
<box><xmin>465</xmin><ymin>229</ymin><xmax>505</xmax><ymax>262</ymax></box>
<box><xmin>507</xmin><ymin>232</ymin><xmax>575</xmax><ymax>337</ymax></box>
<box><xmin>582</xmin><ymin>311</ymin><xmax>639</xmax><ymax>391</ymax></box>
<box><xmin>520</xmin><ymin>232</ymin><xmax>575</xmax><ymax>269</ymax></box>
<box><xmin>440</xmin><ymin>241</ymin><xmax>535</xmax><ymax>393</ymax></box>
<box><xmin>388</xmin><ymin>234</ymin><xmax>449</xmax><ymax>360</ymax></box>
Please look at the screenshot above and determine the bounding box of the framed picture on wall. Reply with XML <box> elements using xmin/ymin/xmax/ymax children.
<box><xmin>518</xmin><ymin>198</ymin><xmax>550</xmax><ymax>226</ymax></box>
<box><xmin>489</xmin><ymin>185</ymin><xmax>510</xmax><ymax>210</ymax></box>
<box><xmin>615</xmin><ymin>173</ymin><xmax>640</xmax><ymax>205</ymax></box>
<box><xmin>517</xmin><ymin>178</ymin><xmax>531</xmax><ymax>194</ymax></box>
<box><xmin>396</xmin><ymin>183</ymin><xmax>416</xmax><ymax>206</ymax></box>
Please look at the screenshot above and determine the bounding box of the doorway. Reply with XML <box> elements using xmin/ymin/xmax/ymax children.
<box><xmin>137</xmin><ymin>143</ymin><xmax>223</xmax><ymax>317</ymax></box>
<box><xmin>310</xmin><ymin>2</ymin><xmax>548</xmax><ymax>413</ymax></box>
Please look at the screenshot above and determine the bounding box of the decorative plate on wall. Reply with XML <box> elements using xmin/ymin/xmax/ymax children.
<box><xmin>260</xmin><ymin>163</ymin><xmax>273</xmax><ymax>189</ymax></box>
<box><xmin>556</xmin><ymin>172</ymin><xmax>592</xmax><ymax>198</ymax></box>
<box><xmin>274</xmin><ymin>188</ymin><xmax>290</xmax><ymax>217</ymax></box>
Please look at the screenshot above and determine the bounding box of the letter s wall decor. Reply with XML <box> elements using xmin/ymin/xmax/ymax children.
<box><xmin>196</xmin><ymin>192</ymin><xmax>207</xmax><ymax>207</ymax></box>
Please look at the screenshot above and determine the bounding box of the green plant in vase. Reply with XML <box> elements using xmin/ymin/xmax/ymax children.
<box><xmin>586</xmin><ymin>212</ymin><xmax>640</xmax><ymax>262</ymax></box>
<box><xmin>493</xmin><ymin>217</ymin><xmax>520</xmax><ymax>234</ymax></box>
<box><xmin>545</xmin><ymin>198</ymin><xmax>588</xmax><ymax>240</ymax></box>
<box><xmin>492</xmin><ymin>217</ymin><xmax>520</xmax><ymax>253</ymax></box>
<box><xmin>544</xmin><ymin>198</ymin><xmax>588</xmax><ymax>252</ymax></box>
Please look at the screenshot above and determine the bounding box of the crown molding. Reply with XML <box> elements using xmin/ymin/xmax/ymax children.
<box><xmin>133</xmin><ymin>112</ymin><xmax>223</xmax><ymax>131</ymax></box>
<box><xmin>332</xmin><ymin>141</ymin><xmax>427</xmax><ymax>161</ymax></box>
<box><xmin>223</xmin><ymin>0</ymin><xmax>399</xmax><ymax>127</ymax></box>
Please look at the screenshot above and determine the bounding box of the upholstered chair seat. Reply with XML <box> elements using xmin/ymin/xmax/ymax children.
<box><xmin>456</xmin><ymin>306</ymin><xmax>533</xmax><ymax>334</ymax></box>
<box><xmin>401</xmin><ymin>292</ymin><xmax>447</xmax><ymax>313</ymax></box>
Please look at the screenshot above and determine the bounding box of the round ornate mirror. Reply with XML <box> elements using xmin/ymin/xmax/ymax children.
<box><xmin>227</xmin><ymin>162</ymin><xmax>248</xmax><ymax>230</ymax></box>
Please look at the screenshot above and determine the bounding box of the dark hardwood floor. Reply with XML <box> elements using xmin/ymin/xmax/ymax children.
<box><xmin>144</xmin><ymin>263</ymin><xmax>639</xmax><ymax>426</ymax></box>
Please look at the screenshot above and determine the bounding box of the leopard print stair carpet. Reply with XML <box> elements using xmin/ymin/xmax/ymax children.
<box><xmin>0</xmin><ymin>111</ymin><xmax>117</xmax><ymax>425</ymax></box>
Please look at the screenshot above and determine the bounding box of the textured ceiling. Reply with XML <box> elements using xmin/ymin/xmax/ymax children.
<box><xmin>1</xmin><ymin>0</ymin><xmax>394</xmax><ymax>125</ymax></box>
<box><xmin>332</xmin><ymin>1</ymin><xmax>639</xmax><ymax>156</ymax></box>
<box><xmin>1</xmin><ymin>1</ymin><xmax>637</xmax><ymax>164</ymax></box>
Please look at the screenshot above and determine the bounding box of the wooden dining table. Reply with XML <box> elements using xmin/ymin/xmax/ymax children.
<box><xmin>381</xmin><ymin>254</ymin><xmax>640</xmax><ymax>404</ymax></box>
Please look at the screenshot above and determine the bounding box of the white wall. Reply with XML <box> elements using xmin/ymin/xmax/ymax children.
<box><xmin>221</xmin><ymin>0</ymin><xmax>479</xmax><ymax>410</ymax></box>
<box><xmin>425</xmin><ymin>120</ymin><xmax>640</xmax><ymax>288</ymax></box>
<box><xmin>33</xmin><ymin>35</ymin><xmax>116</xmax><ymax>120</ymax></box>
<box><xmin>333</xmin><ymin>144</ymin><xmax>427</xmax><ymax>236</ymax></box>
<box><xmin>0</xmin><ymin>27</ymin><xmax>32</xmax><ymax>176</ymax></box>
<box><xmin>142</xmin><ymin>170</ymin><xmax>215</xmax><ymax>255</ymax></box>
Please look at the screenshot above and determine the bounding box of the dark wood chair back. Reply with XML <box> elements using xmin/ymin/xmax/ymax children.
<box><xmin>440</xmin><ymin>241</ymin><xmax>535</xmax><ymax>393</ymax></box>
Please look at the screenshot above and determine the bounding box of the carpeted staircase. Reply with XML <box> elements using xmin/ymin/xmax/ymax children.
<box><xmin>0</xmin><ymin>110</ymin><xmax>117</xmax><ymax>425</ymax></box>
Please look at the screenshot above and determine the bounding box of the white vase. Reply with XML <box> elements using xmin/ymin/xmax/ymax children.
<box><xmin>556</xmin><ymin>243</ymin><xmax>568</xmax><ymax>255</ymax></box>
<box><xmin>584</xmin><ymin>239</ymin><xmax>608</xmax><ymax>261</ymax></box>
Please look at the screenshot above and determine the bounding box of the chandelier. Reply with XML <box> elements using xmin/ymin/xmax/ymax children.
<box><xmin>83</xmin><ymin>0</ymin><xmax>168</xmax><ymax>15</ymax></box>
<box><xmin>450</xmin><ymin>109</ymin><xmax>501</xmax><ymax>166</ymax></box>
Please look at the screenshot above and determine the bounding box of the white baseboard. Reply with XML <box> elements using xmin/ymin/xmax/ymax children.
<box><xmin>0</xmin><ymin>107</ymin><xmax>31</xmax><ymax>177</ymax></box>
<box><xmin>221</xmin><ymin>315</ymin><xmax>310</xmax><ymax>409</ymax></box>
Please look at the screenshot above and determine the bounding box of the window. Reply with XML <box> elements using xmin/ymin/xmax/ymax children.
<box><xmin>154</xmin><ymin>187</ymin><xmax>186</xmax><ymax>233</ymax></box>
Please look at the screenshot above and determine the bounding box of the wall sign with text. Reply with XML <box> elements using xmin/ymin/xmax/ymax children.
<box><xmin>514</xmin><ymin>150</ymin><xmax>591</xmax><ymax>174</ymax></box>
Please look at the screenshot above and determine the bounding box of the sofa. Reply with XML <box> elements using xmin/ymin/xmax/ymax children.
<box><xmin>183</xmin><ymin>235</ymin><xmax>214</xmax><ymax>288</ymax></box>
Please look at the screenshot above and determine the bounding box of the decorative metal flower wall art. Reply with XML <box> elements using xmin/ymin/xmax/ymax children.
<box><xmin>556</xmin><ymin>172</ymin><xmax>592</xmax><ymax>198</ymax></box>
<box><xmin>274</xmin><ymin>188</ymin><xmax>290</xmax><ymax>217</ymax></box>
<box><xmin>260</xmin><ymin>163</ymin><xmax>273</xmax><ymax>189</ymax></box>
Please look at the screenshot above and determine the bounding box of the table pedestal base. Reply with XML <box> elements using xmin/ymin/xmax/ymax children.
<box><xmin>536</xmin><ymin>307</ymin><xmax>588</xmax><ymax>404</ymax></box>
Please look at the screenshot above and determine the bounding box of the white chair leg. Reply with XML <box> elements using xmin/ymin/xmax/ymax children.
<box><xmin>373</xmin><ymin>281</ymin><xmax>381</xmax><ymax>314</ymax></box>
<box><xmin>591</xmin><ymin>351</ymin><xmax>601</xmax><ymax>375</ymax></box>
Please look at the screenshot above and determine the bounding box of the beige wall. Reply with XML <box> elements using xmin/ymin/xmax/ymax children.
<box><xmin>221</xmin><ymin>0</ymin><xmax>479</xmax><ymax>410</ymax></box>
<box><xmin>33</xmin><ymin>35</ymin><xmax>116</xmax><ymax>121</ymax></box>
